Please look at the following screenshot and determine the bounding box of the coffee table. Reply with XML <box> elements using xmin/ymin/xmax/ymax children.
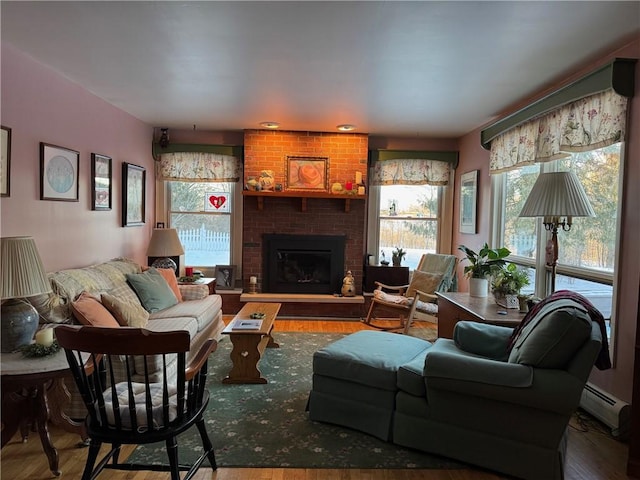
<box><xmin>221</xmin><ymin>302</ymin><xmax>281</xmax><ymax>384</ymax></box>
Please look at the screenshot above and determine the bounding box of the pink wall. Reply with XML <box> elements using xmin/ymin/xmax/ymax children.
<box><xmin>1</xmin><ymin>45</ymin><xmax>155</xmax><ymax>272</ymax></box>
<box><xmin>454</xmin><ymin>38</ymin><xmax>640</xmax><ymax>403</ymax></box>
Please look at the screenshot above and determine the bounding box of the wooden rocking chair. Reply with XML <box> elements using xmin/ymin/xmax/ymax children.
<box><xmin>364</xmin><ymin>253</ymin><xmax>458</xmax><ymax>334</ymax></box>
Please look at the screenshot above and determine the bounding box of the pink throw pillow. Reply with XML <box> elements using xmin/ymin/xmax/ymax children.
<box><xmin>71</xmin><ymin>291</ymin><xmax>119</xmax><ymax>327</ymax></box>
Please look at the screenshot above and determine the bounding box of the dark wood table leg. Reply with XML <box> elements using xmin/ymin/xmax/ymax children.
<box><xmin>34</xmin><ymin>380</ymin><xmax>61</xmax><ymax>476</ymax></box>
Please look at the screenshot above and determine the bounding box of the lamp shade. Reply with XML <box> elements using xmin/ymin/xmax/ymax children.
<box><xmin>146</xmin><ymin>228</ymin><xmax>185</xmax><ymax>257</ymax></box>
<box><xmin>1</xmin><ymin>236</ymin><xmax>52</xmax><ymax>300</ymax></box>
<box><xmin>519</xmin><ymin>171</ymin><xmax>595</xmax><ymax>218</ymax></box>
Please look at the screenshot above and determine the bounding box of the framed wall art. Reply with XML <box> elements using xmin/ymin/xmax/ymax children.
<box><xmin>91</xmin><ymin>153</ymin><xmax>112</xmax><ymax>211</ymax></box>
<box><xmin>214</xmin><ymin>265</ymin><xmax>236</xmax><ymax>290</ymax></box>
<box><xmin>459</xmin><ymin>170</ymin><xmax>478</xmax><ymax>234</ymax></box>
<box><xmin>1</xmin><ymin>126</ymin><xmax>10</xmax><ymax>197</ymax></box>
<box><xmin>40</xmin><ymin>142</ymin><xmax>79</xmax><ymax>201</ymax></box>
<box><xmin>122</xmin><ymin>162</ymin><xmax>146</xmax><ymax>227</ymax></box>
<box><xmin>285</xmin><ymin>156</ymin><xmax>329</xmax><ymax>191</ymax></box>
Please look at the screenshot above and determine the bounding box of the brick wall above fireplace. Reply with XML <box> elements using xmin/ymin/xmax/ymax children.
<box><xmin>242</xmin><ymin>130</ymin><xmax>369</xmax><ymax>296</ymax></box>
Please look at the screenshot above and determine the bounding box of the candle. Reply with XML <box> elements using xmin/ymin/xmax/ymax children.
<box><xmin>250</xmin><ymin>276</ymin><xmax>257</xmax><ymax>284</ymax></box>
<box><xmin>35</xmin><ymin>328</ymin><xmax>54</xmax><ymax>347</ymax></box>
<box><xmin>345</xmin><ymin>181</ymin><xmax>353</xmax><ymax>191</ymax></box>
<box><xmin>185</xmin><ymin>266</ymin><xmax>194</xmax><ymax>277</ymax></box>
<box><xmin>358</xmin><ymin>186</ymin><xmax>365</xmax><ymax>195</ymax></box>
<box><xmin>355</xmin><ymin>171</ymin><xmax>363</xmax><ymax>184</ymax></box>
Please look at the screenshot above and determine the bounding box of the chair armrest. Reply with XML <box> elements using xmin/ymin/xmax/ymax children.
<box><xmin>185</xmin><ymin>338</ymin><xmax>217</xmax><ymax>381</ymax></box>
<box><xmin>453</xmin><ymin>321</ymin><xmax>514</xmax><ymax>360</ymax></box>
<box><xmin>424</xmin><ymin>348</ymin><xmax>585</xmax><ymax>414</ymax></box>
<box><xmin>374</xmin><ymin>281</ymin><xmax>410</xmax><ymax>293</ymax></box>
<box><xmin>414</xmin><ymin>290</ymin><xmax>437</xmax><ymax>303</ymax></box>
<box><xmin>179</xmin><ymin>284</ymin><xmax>209</xmax><ymax>301</ymax></box>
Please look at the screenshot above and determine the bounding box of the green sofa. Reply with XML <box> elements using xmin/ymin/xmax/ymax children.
<box><xmin>308</xmin><ymin>295</ymin><xmax>604</xmax><ymax>480</ymax></box>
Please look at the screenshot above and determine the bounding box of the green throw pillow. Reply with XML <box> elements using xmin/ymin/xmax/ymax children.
<box><xmin>125</xmin><ymin>268</ymin><xmax>178</xmax><ymax>313</ymax></box>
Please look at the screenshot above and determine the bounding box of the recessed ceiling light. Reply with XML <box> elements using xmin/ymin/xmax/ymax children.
<box><xmin>337</xmin><ymin>124</ymin><xmax>356</xmax><ymax>132</ymax></box>
<box><xmin>259</xmin><ymin>121</ymin><xmax>280</xmax><ymax>129</ymax></box>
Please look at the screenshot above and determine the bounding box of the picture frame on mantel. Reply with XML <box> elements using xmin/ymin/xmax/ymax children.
<box><xmin>459</xmin><ymin>170</ymin><xmax>478</xmax><ymax>234</ymax></box>
<box><xmin>285</xmin><ymin>156</ymin><xmax>329</xmax><ymax>192</ymax></box>
<box><xmin>122</xmin><ymin>162</ymin><xmax>146</xmax><ymax>227</ymax></box>
<box><xmin>40</xmin><ymin>142</ymin><xmax>79</xmax><ymax>202</ymax></box>
<box><xmin>91</xmin><ymin>153</ymin><xmax>112</xmax><ymax>211</ymax></box>
<box><xmin>1</xmin><ymin>126</ymin><xmax>11</xmax><ymax>197</ymax></box>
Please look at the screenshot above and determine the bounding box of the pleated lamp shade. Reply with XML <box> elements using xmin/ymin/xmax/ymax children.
<box><xmin>1</xmin><ymin>236</ymin><xmax>52</xmax><ymax>352</ymax></box>
<box><xmin>519</xmin><ymin>171</ymin><xmax>595</xmax><ymax>219</ymax></box>
<box><xmin>1</xmin><ymin>236</ymin><xmax>52</xmax><ymax>300</ymax></box>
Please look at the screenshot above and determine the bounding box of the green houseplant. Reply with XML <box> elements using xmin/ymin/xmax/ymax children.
<box><xmin>491</xmin><ymin>262</ymin><xmax>530</xmax><ymax>309</ymax></box>
<box><xmin>458</xmin><ymin>243</ymin><xmax>511</xmax><ymax>297</ymax></box>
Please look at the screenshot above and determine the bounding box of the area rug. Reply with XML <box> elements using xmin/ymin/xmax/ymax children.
<box><xmin>128</xmin><ymin>331</ymin><xmax>462</xmax><ymax>469</ymax></box>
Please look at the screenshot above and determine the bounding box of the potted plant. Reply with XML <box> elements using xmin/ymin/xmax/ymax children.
<box><xmin>458</xmin><ymin>243</ymin><xmax>511</xmax><ymax>297</ymax></box>
<box><xmin>491</xmin><ymin>263</ymin><xmax>530</xmax><ymax>308</ymax></box>
<box><xmin>392</xmin><ymin>247</ymin><xmax>406</xmax><ymax>266</ymax></box>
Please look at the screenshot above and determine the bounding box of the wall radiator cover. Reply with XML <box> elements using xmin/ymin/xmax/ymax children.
<box><xmin>579</xmin><ymin>382</ymin><xmax>631</xmax><ymax>439</ymax></box>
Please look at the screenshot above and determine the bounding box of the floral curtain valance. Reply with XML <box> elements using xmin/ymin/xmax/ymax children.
<box><xmin>370</xmin><ymin>158</ymin><xmax>451</xmax><ymax>186</ymax></box>
<box><xmin>490</xmin><ymin>89</ymin><xmax>629</xmax><ymax>173</ymax></box>
<box><xmin>157</xmin><ymin>152</ymin><xmax>242</xmax><ymax>182</ymax></box>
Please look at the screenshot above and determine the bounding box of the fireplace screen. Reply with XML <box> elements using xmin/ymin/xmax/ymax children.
<box><xmin>263</xmin><ymin>234</ymin><xmax>345</xmax><ymax>294</ymax></box>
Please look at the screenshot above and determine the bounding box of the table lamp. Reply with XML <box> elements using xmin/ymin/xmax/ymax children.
<box><xmin>1</xmin><ymin>236</ymin><xmax>52</xmax><ymax>352</ymax></box>
<box><xmin>146</xmin><ymin>228</ymin><xmax>185</xmax><ymax>272</ymax></box>
<box><xmin>519</xmin><ymin>171</ymin><xmax>595</xmax><ymax>292</ymax></box>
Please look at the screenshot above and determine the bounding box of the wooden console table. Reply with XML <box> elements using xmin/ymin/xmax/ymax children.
<box><xmin>436</xmin><ymin>291</ymin><xmax>525</xmax><ymax>339</ymax></box>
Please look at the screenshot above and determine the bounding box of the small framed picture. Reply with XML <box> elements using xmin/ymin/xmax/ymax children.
<box><xmin>91</xmin><ymin>153</ymin><xmax>112</xmax><ymax>211</ymax></box>
<box><xmin>204</xmin><ymin>192</ymin><xmax>231</xmax><ymax>212</ymax></box>
<box><xmin>1</xmin><ymin>126</ymin><xmax>11</xmax><ymax>197</ymax></box>
<box><xmin>40</xmin><ymin>142</ymin><xmax>79</xmax><ymax>201</ymax></box>
<box><xmin>214</xmin><ymin>265</ymin><xmax>236</xmax><ymax>290</ymax></box>
<box><xmin>459</xmin><ymin>170</ymin><xmax>478</xmax><ymax>234</ymax></box>
<box><xmin>122</xmin><ymin>162</ymin><xmax>146</xmax><ymax>227</ymax></box>
<box><xmin>286</xmin><ymin>156</ymin><xmax>329</xmax><ymax>191</ymax></box>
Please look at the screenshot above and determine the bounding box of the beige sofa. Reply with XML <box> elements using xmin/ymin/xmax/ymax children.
<box><xmin>31</xmin><ymin>257</ymin><xmax>224</xmax><ymax>417</ymax></box>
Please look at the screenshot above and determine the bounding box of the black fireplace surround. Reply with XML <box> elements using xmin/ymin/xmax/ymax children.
<box><xmin>263</xmin><ymin>234</ymin><xmax>346</xmax><ymax>294</ymax></box>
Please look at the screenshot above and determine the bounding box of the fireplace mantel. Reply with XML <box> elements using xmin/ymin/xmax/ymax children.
<box><xmin>243</xmin><ymin>190</ymin><xmax>366</xmax><ymax>212</ymax></box>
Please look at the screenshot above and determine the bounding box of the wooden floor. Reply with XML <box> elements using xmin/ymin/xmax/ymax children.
<box><xmin>0</xmin><ymin>319</ymin><xmax>631</xmax><ymax>480</ymax></box>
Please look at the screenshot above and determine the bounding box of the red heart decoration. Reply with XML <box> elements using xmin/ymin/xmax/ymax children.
<box><xmin>209</xmin><ymin>195</ymin><xmax>226</xmax><ymax>209</ymax></box>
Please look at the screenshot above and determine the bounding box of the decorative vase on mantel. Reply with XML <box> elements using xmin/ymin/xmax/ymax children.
<box><xmin>469</xmin><ymin>277</ymin><xmax>488</xmax><ymax>298</ymax></box>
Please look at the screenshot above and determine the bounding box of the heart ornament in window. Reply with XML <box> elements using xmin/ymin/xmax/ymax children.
<box><xmin>204</xmin><ymin>192</ymin><xmax>230</xmax><ymax>212</ymax></box>
<box><xmin>209</xmin><ymin>195</ymin><xmax>226</xmax><ymax>209</ymax></box>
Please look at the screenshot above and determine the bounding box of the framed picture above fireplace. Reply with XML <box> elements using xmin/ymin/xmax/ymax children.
<box><xmin>286</xmin><ymin>156</ymin><xmax>329</xmax><ymax>192</ymax></box>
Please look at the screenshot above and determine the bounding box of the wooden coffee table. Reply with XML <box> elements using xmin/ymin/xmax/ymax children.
<box><xmin>221</xmin><ymin>302</ymin><xmax>281</xmax><ymax>384</ymax></box>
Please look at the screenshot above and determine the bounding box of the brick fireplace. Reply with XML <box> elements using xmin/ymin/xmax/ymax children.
<box><xmin>242</xmin><ymin>129</ymin><xmax>368</xmax><ymax>315</ymax></box>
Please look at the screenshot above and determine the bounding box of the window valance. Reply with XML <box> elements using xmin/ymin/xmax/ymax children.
<box><xmin>156</xmin><ymin>151</ymin><xmax>242</xmax><ymax>182</ymax></box>
<box><xmin>489</xmin><ymin>90</ymin><xmax>629</xmax><ymax>173</ymax></box>
<box><xmin>369</xmin><ymin>150</ymin><xmax>458</xmax><ymax>186</ymax></box>
<box><xmin>482</xmin><ymin>58</ymin><xmax>635</xmax><ymax>173</ymax></box>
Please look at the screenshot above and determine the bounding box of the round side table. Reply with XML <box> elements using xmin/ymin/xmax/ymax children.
<box><xmin>1</xmin><ymin>348</ymin><xmax>88</xmax><ymax>476</ymax></box>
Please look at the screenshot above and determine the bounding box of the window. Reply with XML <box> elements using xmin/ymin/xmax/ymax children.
<box><xmin>495</xmin><ymin>143</ymin><xmax>622</xmax><ymax>321</ymax></box>
<box><xmin>168</xmin><ymin>181</ymin><xmax>235</xmax><ymax>267</ymax></box>
<box><xmin>372</xmin><ymin>184</ymin><xmax>441</xmax><ymax>271</ymax></box>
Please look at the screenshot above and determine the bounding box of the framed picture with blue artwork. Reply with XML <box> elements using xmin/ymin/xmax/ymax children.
<box><xmin>40</xmin><ymin>142</ymin><xmax>79</xmax><ymax>201</ymax></box>
<box><xmin>122</xmin><ymin>162</ymin><xmax>146</xmax><ymax>227</ymax></box>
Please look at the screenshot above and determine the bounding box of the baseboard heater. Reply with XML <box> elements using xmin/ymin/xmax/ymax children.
<box><xmin>579</xmin><ymin>382</ymin><xmax>631</xmax><ymax>439</ymax></box>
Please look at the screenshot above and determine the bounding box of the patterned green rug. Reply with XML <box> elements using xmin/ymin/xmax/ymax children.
<box><xmin>128</xmin><ymin>331</ymin><xmax>463</xmax><ymax>469</ymax></box>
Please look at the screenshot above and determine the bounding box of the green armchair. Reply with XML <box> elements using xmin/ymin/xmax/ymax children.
<box><xmin>393</xmin><ymin>296</ymin><xmax>605</xmax><ymax>480</ymax></box>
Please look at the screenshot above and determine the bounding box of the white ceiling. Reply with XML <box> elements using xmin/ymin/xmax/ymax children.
<box><xmin>2</xmin><ymin>1</ymin><xmax>639</xmax><ymax>137</ymax></box>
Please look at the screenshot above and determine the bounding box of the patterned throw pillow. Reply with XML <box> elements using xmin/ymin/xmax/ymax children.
<box><xmin>101</xmin><ymin>293</ymin><xmax>149</xmax><ymax>328</ymax></box>
<box><xmin>71</xmin><ymin>291</ymin><xmax>120</xmax><ymax>327</ymax></box>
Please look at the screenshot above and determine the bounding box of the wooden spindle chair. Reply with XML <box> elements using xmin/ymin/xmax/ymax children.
<box><xmin>56</xmin><ymin>326</ymin><xmax>217</xmax><ymax>480</ymax></box>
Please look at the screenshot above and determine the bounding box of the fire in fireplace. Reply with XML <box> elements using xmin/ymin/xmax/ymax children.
<box><xmin>263</xmin><ymin>234</ymin><xmax>346</xmax><ymax>294</ymax></box>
